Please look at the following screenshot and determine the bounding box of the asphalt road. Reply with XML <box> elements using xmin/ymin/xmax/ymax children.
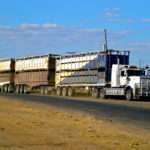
<box><xmin>1</xmin><ymin>94</ymin><xmax>150</xmax><ymax>131</ymax></box>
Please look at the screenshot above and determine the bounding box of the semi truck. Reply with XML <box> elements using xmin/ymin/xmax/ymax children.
<box><xmin>0</xmin><ymin>59</ymin><xmax>15</xmax><ymax>93</ymax></box>
<box><xmin>15</xmin><ymin>54</ymin><xmax>57</xmax><ymax>94</ymax></box>
<box><xmin>55</xmin><ymin>50</ymin><xmax>150</xmax><ymax>100</ymax></box>
<box><xmin>0</xmin><ymin>50</ymin><xmax>149</xmax><ymax>100</ymax></box>
<box><xmin>103</xmin><ymin>64</ymin><xmax>150</xmax><ymax>100</ymax></box>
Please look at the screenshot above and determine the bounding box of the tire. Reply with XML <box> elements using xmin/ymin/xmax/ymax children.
<box><xmin>6</xmin><ymin>85</ymin><xmax>9</xmax><ymax>93</ymax></box>
<box><xmin>16</xmin><ymin>85</ymin><xmax>20</xmax><ymax>94</ymax></box>
<box><xmin>20</xmin><ymin>85</ymin><xmax>24</xmax><ymax>94</ymax></box>
<box><xmin>40</xmin><ymin>87</ymin><xmax>44</xmax><ymax>95</ymax></box>
<box><xmin>91</xmin><ymin>88</ymin><xmax>99</xmax><ymax>98</ymax></box>
<box><xmin>44</xmin><ymin>87</ymin><xmax>48</xmax><ymax>95</ymax></box>
<box><xmin>40</xmin><ymin>87</ymin><xmax>47</xmax><ymax>95</ymax></box>
<box><xmin>99</xmin><ymin>88</ymin><xmax>106</xmax><ymax>99</ymax></box>
<box><xmin>125</xmin><ymin>89</ymin><xmax>133</xmax><ymax>101</ymax></box>
<box><xmin>4</xmin><ymin>85</ymin><xmax>8</xmax><ymax>93</ymax></box>
<box><xmin>23</xmin><ymin>86</ymin><xmax>29</xmax><ymax>94</ymax></box>
<box><xmin>1</xmin><ymin>86</ymin><xmax>4</xmax><ymax>93</ymax></box>
<box><xmin>2</xmin><ymin>86</ymin><xmax>5</xmax><ymax>93</ymax></box>
<box><xmin>23</xmin><ymin>86</ymin><xmax>28</xmax><ymax>94</ymax></box>
<box><xmin>68</xmin><ymin>87</ymin><xmax>74</xmax><ymax>97</ymax></box>
<box><xmin>62</xmin><ymin>87</ymin><xmax>68</xmax><ymax>97</ymax></box>
<box><xmin>8</xmin><ymin>85</ymin><xmax>13</xmax><ymax>93</ymax></box>
<box><xmin>3</xmin><ymin>85</ymin><xmax>6</xmax><ymax>93</ymax></box>
<box><xmin>56</xmin><ymin>87</ymin><xmax>62</xmax><ymax>96</ymax></box>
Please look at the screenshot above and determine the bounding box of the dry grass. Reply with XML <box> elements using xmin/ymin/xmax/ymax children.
<box><xmin>0</xmin><ymin>96</ymin><xmax>150</xmax><ymax>150</ymax></box>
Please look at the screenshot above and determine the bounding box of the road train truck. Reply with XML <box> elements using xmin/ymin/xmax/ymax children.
<box><xmin>56</xmin><ymin>50</ymin><xmax>150</xmax><ymax>100</ymax></box>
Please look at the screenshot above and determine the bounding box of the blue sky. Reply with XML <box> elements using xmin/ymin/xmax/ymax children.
<box><xmin>0</xmin><ymin>0</ymin><xmax>150</xmax><ymax>65</ymax></box>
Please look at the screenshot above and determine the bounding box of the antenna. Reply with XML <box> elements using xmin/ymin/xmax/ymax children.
<box><xmin>104</xmin><ymin>29</ymin><xmax>108</xmax><ymax>52</ymax></box>
<box><xmin>139</xmin><ymin>59</ymin><xmax>141</xmax><ymax>68</ymax></box>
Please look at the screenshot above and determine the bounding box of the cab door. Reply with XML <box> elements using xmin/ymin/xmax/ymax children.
<box><xmin>120</xmin><ymin>70</ymin><xmax>128</xmax><ymax>86</ymax></box>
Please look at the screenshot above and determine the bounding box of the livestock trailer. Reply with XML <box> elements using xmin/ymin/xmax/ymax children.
<box><xmin>15</xmin><ymin>54</ymin><xmax>58</xmax><ymax>94</ymax></box>
<box><xmin>56</xmin><ymin>50</ymin><xmax>130</xmax><ymax>97</ymax></box>
<box><xmin>0</xmin><ymin>59</ymin><xmax>15</xmax><ymax>93</ymax></box>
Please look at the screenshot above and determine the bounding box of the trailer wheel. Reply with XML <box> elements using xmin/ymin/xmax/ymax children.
<box><xmin>125</xmin><ymin>88</ymin><xmax>133</xmax><ymax>101</ymax></box>
<box><xmin>99</xmin><ymin>88</ymin><xmax>106</xmax><ymax>99</ymax></box>
<box><xmin>40</xmin><ymin>86</ymin><xmax>47</xmax><ymax>95</ymax></box>
<box><xmin>23</xmin><ymin>86</ymin><xmax>28</xmax><ymax>94</ymax></box>
<box><xmin>8</xmin><ymin>85</ymin><xmax>13</xmax><ymax>93</ymax></box>
<box><xmin>68</xmin><ymin>87</ymin><xmax>74</xmax><ymax>97</ymax></box>
<box><xmin>1</xmin><ymin>86</ymin><xmax>4</xmax><ymax>93</ymax></box>
<box><xmin>56</xmin><ymin>87</ymin><xmax>62</xmax><ymax>96</ymax></box>
<box><xmin>2</xmin><ymin>86</ymin><xmax>5</xmax><ymax>93</ymax></box>
<box><xmin>44</xmin><ymin>87</ymin><xmax>48</xmax><ymax>95</ymax></box>
<box><xmin>22</xmin><ymin>85</ymin><xmax>28</xmax><ymax>94</ymax></box>
<box><xmin>6</xmin><ymin>85</ymin><xmax>9</xmax><ymax>93</ymax></box>
<box><xmin>40</xmin><ymin>87</ymin><xmax>44</xmax><ymax>95</ymax></box>
<box><xmin>92</xmin><ymin>88</ymin><xmax>99</xmax><ymax>98</ymax></box>
<box><xmin>16</xmin><ymin>85</ymin><xmax>20</xmax><ymax>94</ymax></box>
<box><xmin>3</xmin><ymin>85</ymin><xmax>6</xmax><ymax>93</ymax></box>
<box><xmin>20</xmin><ymin>85</ymin><xmax>24</xmax><ymax>94</ymax></box>
<box><xmin>62</xmin><ymin>87</ymin><xmax>68</xmax><ymax>97</ymax></box>
<box><xmin>3</xmin><ymin>85</ymin><xmax>8</xmax><ymax>93</ymax></box>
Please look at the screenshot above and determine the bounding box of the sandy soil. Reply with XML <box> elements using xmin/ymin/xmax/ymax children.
<box><xmin>0</xmin><ymin>96</ymin><xmax>150</xmax><ymax>150</ymax></box>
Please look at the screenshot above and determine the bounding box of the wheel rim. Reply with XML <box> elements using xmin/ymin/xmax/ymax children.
<box><xmin>16</xmin><ymin>86</ymin><xmax>20</xmax><ymax>94</ymax></box>
<box><xmin>40</xmin><ymin>87</ymin><xmax>44</xmax><ymax>94</ymax></box>
<box><xmin>24</xmin><ymin>86</ymin><xmax>27</xmax><ymax>94</ymax></box>
<box><xmin>4</xmin><ymin>86</ymin><xmax>7</xmax><ymax>93</ymax></box>
<box><xmin>62</xmin><ymin>88</ymin><xmax>67</xmax><ymax>96</ymax></box>
<box><xmin>68</xmin><ymin>88</ymin><xmax>73</xmax><ymax>96</ymax></box>
<box><xmin>44</xmin><ymin>88</ymin><xmax>48</xmax><ymax>95</ymax></box>
<box><xmin>57</xmin><ymin>88</ymin><xmax>61</xmax><ymax>96</ymax></box>
<box><xmin>100</xmin><ymin>89</ymin><xmax>105</xmax><ymax>99</ymax></box>
<box><xmin>24</xmin><ymin>88</ymin><xmax>26</xmax><ymax>94</ymax></box>
<box><xmin>8</xmin><ymin>85</ymin><xmax>11</xmax><ymax>93</ymax></box>
<box><xmin>91</xmin><ymin>88</ymin><xmax>99</xmax><ymax>98</ymax></box>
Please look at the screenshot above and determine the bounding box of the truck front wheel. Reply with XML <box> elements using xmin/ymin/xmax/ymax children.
<box><xmin>125</xmin><ymin>89</ymin><xmax>133</xmax><ymax>101</ymax></box>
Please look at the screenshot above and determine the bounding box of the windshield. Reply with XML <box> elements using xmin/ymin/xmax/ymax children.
<box><xmin>127</xmin><ymin>70</ymin><xmax>145</xmax><ymax>76</ymax></box>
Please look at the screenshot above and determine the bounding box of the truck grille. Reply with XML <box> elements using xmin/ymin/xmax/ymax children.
<box><xmin>139</xmin><ymin>77</ymin><xmax>150</xmax><ymax>96</ymax></box>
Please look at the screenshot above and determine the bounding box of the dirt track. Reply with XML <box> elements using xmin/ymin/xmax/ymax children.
<box><xmin>0</xmin><ymin>95</ymin><xmax>150</xmax><ymax>150</ymax></box>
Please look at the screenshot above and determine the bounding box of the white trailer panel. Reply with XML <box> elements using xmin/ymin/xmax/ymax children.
<box><xmin>16</xmin><ymin>56</ymin><xmax>49</xmax><ymax>71</ymax></box>
<box><xmin>56</xmin><ymin>52</ymin><xmax>106</xmax><ymax>86</ymax></box>
<box><xmin>0</xmin><ymin>60</ymin><xmax>12</xmax><ymax>71</ymax></box>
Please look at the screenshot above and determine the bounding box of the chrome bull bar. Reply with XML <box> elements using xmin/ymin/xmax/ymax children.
<box><xmin>136</xmin><ymin>78</ymin><xmax>150</xmax><ymax>97</ymax></box>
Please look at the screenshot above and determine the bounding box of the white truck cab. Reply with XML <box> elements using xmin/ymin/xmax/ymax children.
<box><xmin>104</xmin><ymin>64</ymin><xmax>150</xmax><ymax>100</ymax></box>
<box><xmin>112</xmin><ymin>65</ymin><xmax>145</xmax><ymax>87</ymax></box>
